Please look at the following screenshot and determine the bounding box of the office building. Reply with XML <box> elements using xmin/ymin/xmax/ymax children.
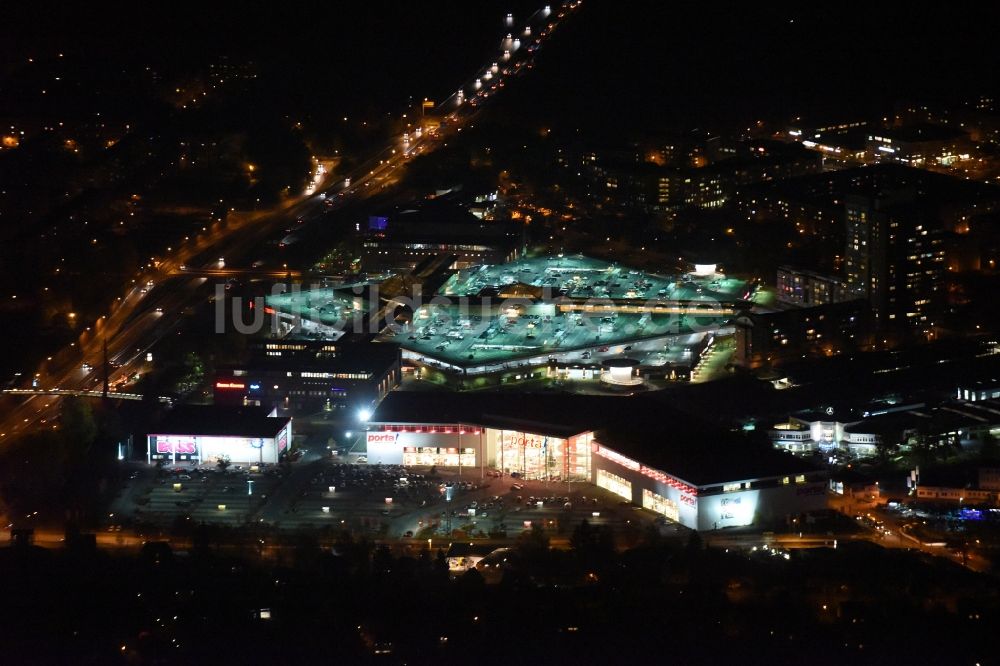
<box><xmin>734</xmin><ymin>300</ymin><xmax>871</xmax><ymax>368</ymax></box>
<box><xmin>361</xmin><ymin>199</ymin><xmax>522</xmax><ymax>273</ymax></box>
<box><xmin>214</xmin><ymin>339</ymin><xmax>401</xmax><ymax>416</ymax></box>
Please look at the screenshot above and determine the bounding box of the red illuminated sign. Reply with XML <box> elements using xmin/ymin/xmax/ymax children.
<box><xmin>154</xmin><ymin>437</ymin><xmax>197</xmax><ymax>454</ymax></box>
<box><xmin>643</xmin><ymin>468</ymin><xmax>698</xmax><ymax>496</ymax></box>
<box><xmin>367</xmin><ymin>432</ymin><xmax>399</xmax><ymax>444</ymax></box>
<box><xmin>500</xmin><ymin>432</ymin><xmax>549</xmax><ymax>449</ymax></box>
<box><xmin>592</xmin><ymin>445</ymin><xmax>640</xmax><ymax>471</ymax></box>
<box><xmin>379</xmin><ymin>425</ymin><xmax>481</xmax><ymax>435</ymax></box>
<box><xmin>215</xmin><ymin>381</ymin><xmax>246</xmax><ymax>390</ymax></box>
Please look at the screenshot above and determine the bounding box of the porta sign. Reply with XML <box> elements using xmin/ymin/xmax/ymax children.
<box><xmin>499</xmin><ymin>432</ymin><xmax>549</xmax><ymax>449</ymax></box>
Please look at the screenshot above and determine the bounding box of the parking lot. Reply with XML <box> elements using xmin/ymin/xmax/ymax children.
<box><xmin>398</xmin><ymin>304</ymin><xmax>726</xmax><ymax>371</ymax></box>
<box><xmin>266</xmin><ymin>286</ymin><xmax>367</xmax><ymax>327</ymax></box>
<box><xmin>393</xmin><ymin>474</ymin><xmax>685</xmax><ymax>545</ymax></box>
<box><xmin>438</xmin><ymin>254</ymin><xmax>748</xmax><ymax>304</ymax></box>
<box><xmin>121</xmin><ymin>464</ymin><xmax>284</xmax><ymax>527</ymax></box>
<box><xmin>110</xmin><ymin>456</ymin><xmax>682</xmax><ymax>547</ymax></box>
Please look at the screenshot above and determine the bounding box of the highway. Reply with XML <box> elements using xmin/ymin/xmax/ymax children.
<box><xmin>0</xmin><ymin>2</ymin><xmax>580</xmax><ymax>444</ymax></box>
<box><xmin>1</xmin><ymin>388</ymin><xmax>170</xmax><ymax>403</ymax></box>
<box><xmin>169</xmin><ymin>267</ymin><xmax>303</xmax><ymax>279</ymax></box>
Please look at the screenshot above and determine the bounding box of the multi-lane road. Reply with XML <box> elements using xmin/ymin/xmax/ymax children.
<box><xmin>0</xmin><ymin>2</ymin><xmax>580</xmax><ymax>443</ymax></box>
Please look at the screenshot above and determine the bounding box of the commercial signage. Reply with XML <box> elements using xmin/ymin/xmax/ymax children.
<box><xmin>700</xmin><ymin>490</ymin><xmax>759</xmax><ymax>528</ymax></box>
<box><xmin>368</xmin><ymin>432</ymin><xmax>400</xmax><ymax>446</ymax></box>
<box><xmin>499</xmin><ymin>432</ymin><xmax>549</xmax><ymax>449</ymax></box>
<box><xmin>718</xmin><ymin>496</ymin><xmax>742</xmax><ymax>520</ymax></box>
<box><xmin>215</xmin><ymin>381</ymin><xmax>246</xmax><ymax>390</ymax></box>
<box><xmin>378</xmin><ymin>425</ymin><xmax>481</xmax><ymax>435</ymax></box>
<box><xmin>154</xmin><ymin>436</ymin><xmax>198</xmax><ymax>455</ymax></box>
<box><xmin>277</xmin><ymin>428</ymin><xmax>288</xmax><ymax>453</ymax></box>
<box><xmin>592</xmin><ymin>444</ymin><xmax>640</xmax><ymax>471</ymax></box>
<box><xmin>640</xmin><ymin>465</ymin><xmax>698</xmax><ymax>496</ymax></box>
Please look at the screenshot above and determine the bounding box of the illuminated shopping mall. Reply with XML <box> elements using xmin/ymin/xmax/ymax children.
<box><xmin>265</xmin><ymin>254</ymin><xmax>754</xmax><ymax>379</ymax></box>
<box><xmin>366</xmin><ymin>391</ymin><xmax>827</xmax><ymax>531</ymax></box>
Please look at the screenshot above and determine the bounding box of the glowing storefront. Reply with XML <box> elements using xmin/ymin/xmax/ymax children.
<box><xmin>365</xmin><ymin>424</ymin><xmax>592</xmax><ymax>481</ymax></box>
<box><xmin>146</xmin><ymin>407</ymin><xmax>292</xmax><ymax>465</ymax></box>
<box><xmin>488</xmin><ymin>429</ymin><xmax>592</xmax><ymax>481</ymax></box>
<box><xmin>591</xmin><ymin>440</ymin><xmax>826</xmax><ymax>531</ymax></box>
<box><xmin>597</xmin><ymin>469</ymin><xmax>632</xmax><ymax>500</ymax></box>
<box><xmin>366</xmin><ymin>392</ymin><xmax>827</xmax><ymax>531</ymax></box>
<box><xmin>366</xmin><ymin>426</ymin><xmax>479</xmax><ymax>468</ymax></box>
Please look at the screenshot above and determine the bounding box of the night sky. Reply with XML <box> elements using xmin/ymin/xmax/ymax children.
<box><xmin>4</xmin><ymin>1</ymin><xmax>998</xmax><ymax>129</ymax></box>
<box><xmin>505</xmin><ymin>0</ymin><xmax>1000</xmax><ymax>131</ymax></box>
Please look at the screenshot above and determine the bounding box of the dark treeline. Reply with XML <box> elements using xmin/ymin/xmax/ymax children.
<box><xmin>0</xmin><ymin>523</ymin><xmax>995</xmax><ymax>665</ymax></box>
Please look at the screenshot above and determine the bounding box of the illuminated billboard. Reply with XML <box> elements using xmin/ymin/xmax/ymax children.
<box><xmin>147</xmin><ymin>429</ymin><xmax>291</xmax><ymax>465</ymax></box>
<box><xmin>215</xmin><ymin>381</ymin><xmax>246</xmax><ymax>390</ymax></box>
<box><xmin>152</xmin><ymin>436</ymin><xmax>198</xmax><ymax>456</ymax></box>
<box><xmin>365</xmin><ymin>429</ymin><xmax>477</xmax><ymax>466</ymax></box>
<box><xmin>696</xmin><ymin>490</ymin><xmax>760</xmax><ymax>530</ymax></box>
<box><xmin>367</xmin><ymin>431</ymin><xmax>402</xmax><ymax>464</ymax></box>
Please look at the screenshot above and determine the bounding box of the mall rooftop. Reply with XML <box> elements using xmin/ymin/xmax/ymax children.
<box><xmin>438</xmin><ymin>254</ymin><xmax>750</xmax><ymax>304</ymax></box>
<box><xmin>394</xmin><ymin>302</ymin><xmax>716</xmax><ymax>368</ymax></box>
<box><xmin>265</xmin><ymin>254</ymin><xmax>749</xmax><ymax>370</ymax></box>
<box><xmin>266</xmin><ymin>286</ymin><xmax>370</xmax><ymax>324</ymax></box>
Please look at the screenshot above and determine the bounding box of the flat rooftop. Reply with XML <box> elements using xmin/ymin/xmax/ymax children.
<box><xmin>439</xmin><ymin>254</ymin><xmax>749</xmax><ymax>303</ymax></box>
<box><xmin>370</xmin><ymin>390</ymin><xmax>625</xmax><ymax>436</ymax></box>
<box><xmin>393</xmin><ymin>302</ymin><xmax>720</xmax><ymax>367</ymax></box>
<box><xmin>266</xmin><ymin>287</ymin><xmax>369</xmax><ymax>327</ymax></box>
<box><xmin>369</xmin><ymin>390</ymin><xmax>819</xmax><ymax>486</ymax></box>
<box><xmin>595</xmin><ymin>429</ymin><xmax>821</xmax><ymax>487</ymax></box>
<box><xmin>149</xmin><ymin>406</ymin><xmax>290</xmax><ymax>439</ymax></box>
<box><xmin>268</xmin><ymin>255</ymin><xmax>746</xmax><ymax>369</ymax></box>
<box><xmin>227</xmin><ymin>342</ymin><xmax>401</xmax><ymax>375</ymax></box>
